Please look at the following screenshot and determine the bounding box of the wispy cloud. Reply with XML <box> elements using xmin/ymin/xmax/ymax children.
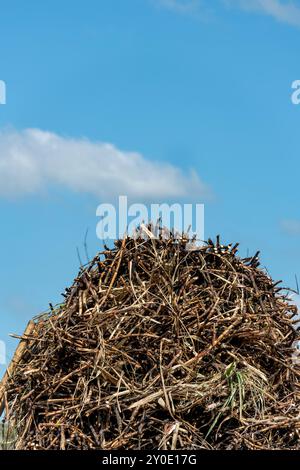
<box><xmin>156</xmin><ymin>0</ymin><xmax>300</xmax><ymax>27</ymax></box>
<box><xmin>155</xmin><ymin>0</ymin><xmax>202</xmax><ymax>13</ymax></box>
<box><xmin>224</xmin><ymin>0</ymin><xmax>300</xmax><ymax>27</ymax></box>
<box><xmin>153</xmin><ymin>0</ymin><xmax>213</xmax><ymax>18</ymax></box>
<box><xmin>0</xmin><ymin>128</ymin><xmax>209</xmax><ymax>200</ymax></box>
<box><xmin>281</xmin><ymin>219</ymin><xmax>300</xmax><ymax>235</ymax></box>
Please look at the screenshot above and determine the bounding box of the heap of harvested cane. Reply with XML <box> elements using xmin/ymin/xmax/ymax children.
<box><xmin>1</xmin><ymin>229</ymin><xmax>300</xmax><ymax>450</ymax></box>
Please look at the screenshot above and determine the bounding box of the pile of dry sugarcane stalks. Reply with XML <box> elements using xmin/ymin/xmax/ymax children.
<box><xmin>1</xmin><ymin>229</ymin><xmax>300</xmax><ymax>450</ymax></box>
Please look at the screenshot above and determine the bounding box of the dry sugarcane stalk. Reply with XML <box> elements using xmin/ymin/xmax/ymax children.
<box><xmin>0</xmin><ymin>320</ymin><xmax>35</xmax><ymax>416</ymax></box>
<box><xmin>1</xmin><ymin>227</ymin><xmax>300</xmax><ymax>450</ymax></box>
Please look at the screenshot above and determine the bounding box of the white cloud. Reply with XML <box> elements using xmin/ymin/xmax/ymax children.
<box><xmin>223</xmin><ymin>0</ymin><xmax>300</xmax><ymax>27</ymax></box>
<box><xmin>0</xmin><ymin>128</ymin><xmax>209</xmax><ymax>200</ymax></box>
<box><xmin>154</xmin><ymin>0</ymin><xmax>211</xmax><ymax>16</ymax></box>
<box><xmin>157</xmin><ymin>0</ymin><xmax>201</xmax><ymax>12</ymax></box>
<box><xmin>156</xmin><ymin>0</ymin><xmax>300</xmax><ymax>26</ymax></box>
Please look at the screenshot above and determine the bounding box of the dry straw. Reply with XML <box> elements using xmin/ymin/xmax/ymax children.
<box><xmin>1</xmin><ymin>227</ymin><xmax>300</xmax><ymax>449</ymax></box>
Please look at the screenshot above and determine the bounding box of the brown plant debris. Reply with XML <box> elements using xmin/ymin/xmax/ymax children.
<box><xmin>1</xmin><ymin>229</ymin><xmax>300</xmax><ymax>449</ymax></box>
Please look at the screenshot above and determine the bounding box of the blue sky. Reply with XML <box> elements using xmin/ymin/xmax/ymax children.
<box><xmin>1</xmin><ymin>0</ymin><xmax>300</xmax><ymax>375</ymax></box>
